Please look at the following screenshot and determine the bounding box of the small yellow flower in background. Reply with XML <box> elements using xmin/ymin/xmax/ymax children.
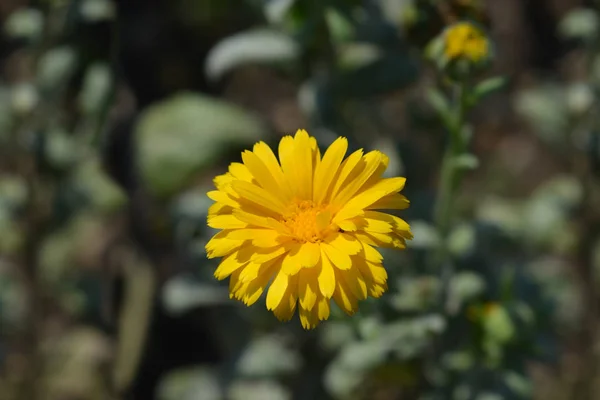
<box><xmin>206</xmin><ymin>130</ymin><xmax>412</xmax><ymax>329</ymax></box>
<box><xmin>444</xmin><ymin>21</ymin><xmax>489</xmax><ymax>63</ymax></box>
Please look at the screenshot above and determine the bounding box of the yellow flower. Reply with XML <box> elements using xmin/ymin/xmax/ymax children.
<box><xmin>444</xmin><ymin>22</ymin><xmax>489</xmax><ymax>63</ymax></box>
<box><xmin>206</xmin><ymin>130</ymin><xmax>412</xmax><ymax>329</ymax></box>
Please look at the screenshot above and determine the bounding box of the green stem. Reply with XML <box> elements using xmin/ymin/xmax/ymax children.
<box><xmin>433</xmin><ymin>82</ymin><xmax>469</xmax><ymax>313</ymax></box>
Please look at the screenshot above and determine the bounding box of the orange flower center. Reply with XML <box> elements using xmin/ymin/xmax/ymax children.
<box><xmin>282</xmin><ymin>200</ymin><xmax>334</xmax><ymax>243</ymax></box>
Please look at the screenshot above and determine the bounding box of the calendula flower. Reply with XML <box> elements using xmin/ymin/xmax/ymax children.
<box><xmin>444</xmin><ymin>21</ymin><xmax>489</xmax><ymax>63</ymax></box>
<box><xmin>206</xmin><ymin>130</ymin><xmax>412</xmax><ymax>329</ymax></box>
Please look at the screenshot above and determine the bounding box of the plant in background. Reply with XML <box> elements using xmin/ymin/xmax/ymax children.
<box><xmin>425</xmin><ymin>20</ymin><xmax>502</xmax><ymax>310</ymax></box>
<box><xmin>206</xmin><ymin>130</ymin><xmax>412</xmax><ymax>329</ymax></box>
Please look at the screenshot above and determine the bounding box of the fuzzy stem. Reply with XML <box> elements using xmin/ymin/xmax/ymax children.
<box><xmin>433</xmin><ymin>81</ymin><xmax>469</xmax><ymax>313</ymax></box>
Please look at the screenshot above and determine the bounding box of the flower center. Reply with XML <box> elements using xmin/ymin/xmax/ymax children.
<box><xmin>282</xmin><ymin>200</ymin><xmax>333</xmax><ymax>243</ymax></box>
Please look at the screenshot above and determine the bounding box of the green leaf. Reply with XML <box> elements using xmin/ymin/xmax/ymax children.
<box><xmin>452</xmin><ymin>153</ymin><xmax>479</xmax><ymax>170</ymax></box>
<box><xmin>559</xmin><ymin>7</ymin><xmax>599</xmax><ymax>41</ymax></box>
<box><xmin>324</xmin><ymin>361</ymin><xmax>365</xmax><ymax>399</ymax></box>
<box><xmin>449</xmin><ymin>272</ymin><xmax>486</xmax><ymax>304</ymax></box>
<box><xmin>157</xmin><ymin>367</ymin><xmax>222</xmax><ymax>400</ymax></box>
<box><xmin>319</xmin><ymin>322</ymin><xmax>355</xmax><ymax>352</ymax></box>
<box><xmin>45</xmin><ymin>128</ymin><xmax>79</xmax><ymax>170</ymax></box>
<box><xmin>447</xmin><ymin>224</ymin><xmax>477</xmax><ymax>257</ymax></box>
<box><xmin>79</xmin><ymin>63</ymin><xmax>112</xmax><ymax>115</ymax></box>
<box><xmin>264</xmin><ymin>0</ymin><xmax>296</xmax><ymax>25</ymax></box>
<box><xmin>73</xmin><ymin>157</ymin><xmax>127</xmax><ymax>212</ymax></box>
<box><xmin>0</xmin><ymin>176</ymin><xmax>28</xmax><ymax>211</ymax></box>
<box><xmin>337</xmin><ymin>340</ymin><xmax>388</xmax><ymax>371</ymax></box>
<box><xmin>337</xmin><ymin>43</ymin><xmax>382</xmax><ymax>70</ymax></box>
<box><xmin>135</xmin><ymin>93</ymin><xmax>268</xmax><ymax>197</ymax></box>
<box><xmin>229</xmin><ymin>380</ymin><xmax>290</xmax><ymax>400</ymax></box>
<box><xmin>236</xmin><ymin>335</ymin><xmax>301</xmax><ymax>377</ymax></box>
<box><xmin>161</xmin><ymin>277</ymin><xmax>229</xmax><ymax>315</ymax></box>
<box><xmin>504</xmin><ymin>371</ymin><xmax>532</xmax><ymax>397</ymax></box>
<box><xmin>390</xmin><ymin>276</ymin><xmax>440</xmax><ymax>312</ymax></box>
<box><xmin>37</xmin><ymin>46</ymin><xmax>77</xmax><ymax>92</ymax></box>
<box><xmin>426</xmin><ymin>88</ymin><xmax>451</xmax><ymax>123</ymax></box>
<box><xmin>4</xmin><ymin>8</ymin><xmax>43</xmax><ymax>41</ymax></box>
<box><xmin>442</xmin><ymin>351</ymin><xmax>474</xmax><ymax>372</ymax></box>
<box><xmin>113</xmin><ymin>254</ymin><xmax>156</xmax><ymax>393</ymax></box>
<box><xmin>471</xmin><ymin>76</ymin><xmax>507</xmax><ymax>103</ymax></box>
<box><xmin>80</xmin><ymin>0</ymin><xmax>115</xmax><ymax>22</ymax></box>
<box><xmin>205</xmin><ymin>28</ymin><xmax>299</xmax><ymax>81</ymax></box>
<box><xmin>515</xmin><ymin>84</ymin><xmax>568</xmax><ymax>145</ymax></box>
<box><xmin>483</xmin><ymin>305</ymin><xmax>515</xmax><ymax>344</ymax></box>
<box><xmin>325</xmin><ymin>8</ymin><xmax>355</xmax><ymax>43</ymax></box>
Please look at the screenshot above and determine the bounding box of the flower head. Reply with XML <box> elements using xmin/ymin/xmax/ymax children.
<box><xmin>444</xmin><ymin>21</ymin><xmax>489</xmax><ymax>63</ymax></box>
<box><xmin>206</xmin><ymin>130</ymin><xmax>412</xmax><ymax>329</ymax></box>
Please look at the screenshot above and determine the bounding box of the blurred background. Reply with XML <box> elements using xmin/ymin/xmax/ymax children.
<box><xmin>1</xmin><ymin>0</ymin><xmax>600</xmax><ymax>399</ymax></box>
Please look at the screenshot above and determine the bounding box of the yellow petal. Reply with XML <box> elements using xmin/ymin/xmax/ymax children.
<box><xmin>313</xmin><ymin>137</ymin><xmax>348</xmax><ymax>204</ymax></box>
<box><xmin>208</xmin><ymin>215</ymin><xmax>248</xmax><ymax>230</ymax></box>
<box><xmin>229</xmin><ymin>162</ymin><xmax>253</xmax><ymax>181</ymax></box>
<box><xmin>251</xmin><ymin>246</ymin><xmax>288</xmax><ymax>263</ymax></box>
<box><xmin>298</xmin><ymin>242</ymin><xmax>321</xmax><ymax>268</ymax></box>
<box><xmin>368</xmin><ymin>193</ymin><xmax>410</xmax><ymax>210</ymax></box>
<box><xmin>329</xmin><ymin>149</ymin><xmax>364</xmax><ymax>201</ymax></box>
<box><xmin>239</xmin><ymin>262</ymin><xmax>261</xmax><ymax>282</ymax></box>
<box><xmin>364</xmin><ymin>211</ymin><xmax>411</xmax><ymax>234</ymax></box>
<box><xmin>361</xmin><ymin>243</ymin><xmax>383</xmax><ymax>264</ymax></box>
<box><xmin>232</xmin><ymin>180</ymin><xmax>287</xmax><ymax>215</ymax></box>
<box><xmin>213</xmin><ymin>172</ymin><xmax>234</xmax><ymax>190</ymax></box>
<box><xmin>224</xmin><ymin>228</ymin><xmax>288</xmax><ymax>247</ymax></box>
<box><xmin>325</xmin><ymin>232</ymin><xmax>362</xmax><ymax>255</ymax></box>
<box><xmin>368</xmin><ymin>263</ymin><xmax>387</xmax><ymax>285</ymax></box>
<box><xmin>241</xmin><ymin>150</ymin><xmax>285</xmax><ymax>198</ymax></box>
<box><xmin>266</xmin><ymin>270</ymin><xmax>289</xmax><ymax>310</ymax></box>
<box><xmin>315</xmin><ymin>210</ymin><xmax>332</xmax><ymax>231</ymax></box>
<box><xmin>207</xmin><ymin>190</ymin><xmax>239</xmax><ymax>208</ymax></box>
<box><xmin>321</xmin><ymin>242</ymin><xmax>352</xmax><ymax>270</ymax></box>
<box><xmin>353</xmin><ymin>257</ymin><xmax>373</xmax><ymax>286</ymax></box>
<box><xmin>317</xmin><ymin>297</ymin><xmax>330</xmax><ymax>320</ymax></box>
<box><xmin>215</xmin><ymin>252</ymin><xmax>248</xmax><ymax>280</ymax></box>
<box><xmin>341</xmin><ymin>268</ymin><xmax>367</xmax><ymax>300</ymax></box>
<box><xmin>281</xmin><ymin>243</ymin><xmax>303</xmax><ymax>275</ymax></box>
<box><xmin>360</xmin><ymin>216</ymin><xmax>393</xmax><ymax>233</ymax></box>
<box><xmin>225</xmin><ymin>228</ymin><xmax>272</xmax><ymax>240</ymax></box>
<box><xmin>355</xmin><ymin>231</ymin><xmax>408</xmax><ymax>249</ymax></box>
<box><xmin>278</xmin><ymin>135</ymin><xmax>297</xmax><ymax>195</ymax></box>
<box><xmin>238</xmin><ymin>261</ymin><xmax>279</xmax><ymax>305</ymax></box>
<box><xmin>337</xmin><ymin>219</ymin><xmax>363</xmax><ymax>232</ymax></box>
<box><xmin>339</xmin><ymin>177</ymin><xmax>407</xmax><ymax>215</ymax></box>
<box><xmin>205</xmin><ymin>230</ymin><xmax>244</xmax><ymax>256</ymax></box>
<box><xmin>333</xmin><ymin>151</ymin><xmax>383</xmax><ymax>206</ymax></box>
<box><xmin>360</xmin><ymin>152</ymin><xmax>389</xmax><ymax>191</ymax></box>
<box><xmin>252</xmin><ymin>231</ymin><xmax>290</xmax><ymax>247</ymax></box>
<box><xmin>298</xmin><ymin>269</ymin><xmax>318</xmax><ymax>310</ymax></box>
<box><xmin>299</xmin><ymin>306</ymin><xmax>319</xmax><ymax>329</ymax></box>
<box><xmin>311</xmin><ymin>136</ymin><xmax>321</xmax><ymax>177</ymax></box>
<box><xmin>332</xmin><ymin>273</ymin><xmax>358</xmax><ymax>315</ymax></box>
<box><xmin>368</xmin><ymin>281</ymin><xmax>388</xmax><ymax>298</ymax></box>
<box><xmin>233</xmin><ymin>209</ymin><xmax>288</xmax><ymax>233</ymax></box>
<box><xmin>229</xmin><ymin>269</ymin><xmax>243</xmax><ymax>296</ymax></box>
<box><xmin>318</xmin><ymin>249</ymin><xmax>336</xmax><ymax>298</ymax></box>
<box><xmin>208</xmin><ymin>202</ymin><xmax>229</xmax><ymax>216</ymax></box>
<box><xmin>253</xmin><ymin>141</ymin><xmax>291</xmax><ymax>198</ymax></box>
<box><xmin>273</xmin><ymin>274</ymin><xmax>298</xmax><ymax>321</ymax></box>
<box><xmin>292</xmin><ymin>129</ymin><xmax>314</xmax><ymax>200</ymax></box>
